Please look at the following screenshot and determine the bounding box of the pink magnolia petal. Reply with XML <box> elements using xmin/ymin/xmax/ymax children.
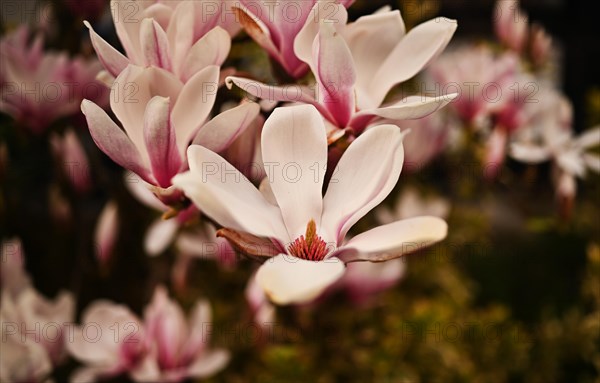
<box><xmin>139</xmin><ymin>18</ymin><xmax>172</xmax><ymax>71</ymax></box>
<box><xmin>261</xmin><ymin>105</ymin><xmax>327</xmax><ymax>240</ymax></box>
<box><xmin>144</xmin><ymin>217</ymin><xmax>179</xmax><ymax>257</ymax></box>
<box><xmin>187</xmin><ymin>349</ymin><xmax>230</xmax><ymax>379</ymax></box>
<box><xmin>343</xmin><ymin>10</ymin><xmax>405</xmax><ymax>109</ymax></box>
<box><xmin>193</xmin><ymin>102</ymin><xmax>260</xmax><ymax>153</ymax></box>
<box><xmin>225</xmin><ymin>76</ymin><xmax>317</xmax><ymax>105</ymax></box>
<box><xmin>322</xmin><ymin>124</ymin><xmax>404</xmax><ymax>244</ymax></box>
<box><xmin>369</xmin><ymin>17</ymin><xmax>457</xmax><ymax>107</ymax></box>
<box><xmin>180</xmin><ymin>26</ymin><xmax>231</xmax><ymax>82</ymax></box>
<box><xmin>294</xmin><ymin>2</ymin><xmax>348</xmax><ymax>70</ymax></box>
<box><xmin>81</xmin><ymin>100</ymin><xmax>152</xmax><ymax>182</ymax></box>
<box><xmin>339</xmin><ymin>216</ymin><xmax>448</xmax><ymax>262</ymax></box>
<box><xmin>314</xmin><ymin>21</ymin><xmax>356</xmax><ymax>127</ymax></box>
<box><xmin>143</xmin><ymin>96</ymin><xmax>182</xmax><ymax>187</ymax></box>
<box><xmin>84</xmin><ymin>21</ymin><xmax>129</xmax><ymax>77</ymax></box>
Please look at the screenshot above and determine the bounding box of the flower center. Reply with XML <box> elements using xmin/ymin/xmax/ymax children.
<box><xmin>287</xmin><ymin>219</ymin><xmax>329</xmax><ymax>261</ymax></box>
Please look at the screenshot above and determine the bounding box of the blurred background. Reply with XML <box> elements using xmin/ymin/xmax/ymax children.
<box><xmin>1</xmin><ymin>1</ymin><xmax>599</xmax><ymax>382</ymax></box>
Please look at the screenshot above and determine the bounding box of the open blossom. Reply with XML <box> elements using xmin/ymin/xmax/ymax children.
<box><xmin>227</xmin><ymin>5</ymin><xmax>457</xmax><ymax>138</ymax></box>
<box><xmin>86</xmin><ymin>0</ymin><xmax>238</xmax><ymax>83</ymax></box>
<box><xmin>0</xmin><ymin>26</ymin><xmax>107</xmax><ymax>133</ymax></box>
<box><xmin>139</xmin><ymin>286</ymin><xmax>229</xmax><ymax>382</ymax></box>
<box><xmin>173</xmin><ymin>105</ymin><xmax>447</xmax><ymax>305</ymax></box>
<box><xmin>428</xmin><ymin>44</ymin><xmax>519</xmax><ymax>128</ymax></box>
<box><xmin>511</xmin><ymin>120</ymin><xmax>600</xmax><ymax>202</ymax></box>
<box><xmin>68</xmin><ymin>301</ymin><xmax>148</xmax><ymax>383</ymax></box>
<box><xmin>1</xmin><ymin>238</ymin><xmax>75</xmax><ymax>383</ymax></box>
<box><xmin>81</xmin><ymin>64</ymin><xmax>259</xmax><ymax>204</ymax></box>
<box><xmin>233</xmin><ymin>0</ymin><xmax>354</xmax><ymax>79</ymax></box>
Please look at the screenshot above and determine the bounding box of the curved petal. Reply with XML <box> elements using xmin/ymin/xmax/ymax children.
<box><xmin>294</xmin><ymin>2</ymin><xmax>347</xmax><ymax>69</ymax></box>
<box><xmin>338</xmin><ymin>216</ymin><xmax>447</xmax><ymax>262</ymax></box>
<box><xmin>255</xmin><ymin>254</ymin><xmax>345</xmax><ymax>305</ymax></box>
<box><xmin>369</xmin><ymin>17</ymin><xmax>457</xmax><ymax>107</ymax></box>
<box><xmin>350</xmin><ymin>94</ymin><xmax>457</xmax><ymax>133</ymax></box>
<box><xmin>322</xmin><ymin>124</ymin><xmax>404</xmax><ymax>244</ymax></box>
<box><xmin>84</xmin><ymin>21</ymin><xmax>129</xmax><ymax>77</ymax></box>
<box><xmin>314</xmin><ymin>21</ymin><xmax>356</xmax><ymax>127</ymax></box>
<box><xmin>187</xmin><ymin>349</ymin><xmax>230</xmax><ymax>378</ymax></box>
<box><xmin>193</xmin><ymin>102</ymin><xmax>260</xmax><ymax>153</ymax></box>
<box><xmin>261</xmin><ymin>105</ymin><xmax>327</xmax><ymax>239</ymax></box>
<box><xmin>144</xmin><ymin>218</ymin><xmax>179</xmax><ymax>256</ymax></box>
<box><xmin>81</xmin><ymin>100</ymin><xmax>151</xmax><ymax>182</ymax></box>
<box><xmin>575</xmin><ymin>126</ymin><xmax>600</xmax><ymax>149</ymax></box>
<box><xmin>225</xmin><ymin>76</ymin><xmax>317</xmax><ymax>105</ymax></box>
<box><xmin>111</xmin><ymin>0</ymin><xmax>144</xmax><ymax>61</ymax></box>
<box><xmin>172</xmin><ymin>145</ymin><xmax>285</xmax><ymax>239</ymax></box>
<box><xmin>180</xmin><ymin>26</ymin><xmax>231</xmax><ymax>82</ymax></box>
<box><xmin>233</xmin><ymin>6</ymin><xmax>280</xmax><ymax>62</ymax></box>
<box><xmin>139</xmin><ymin>18</ymin><xmax>172</xmax><ymax>70</ymax></box>
<box><xmin>343</xmin><ymin>10</ymin><xmax>405</xmax><ymax>109</ymax></box>
<box><xmin>143</xmin><ymin>96</ymin><xmax>182</xmax><ymax>187</ymax></box>
<box><xmin>171</xmin><ymin>65</ymin><xmax>220</xmax><ymax>154</ymax></box>
<box><xmin>509</xmin><ymin>143</ymin><xmax>551</xmax><ymax>163</ymax></box>
<box><xmin>111</xmin><ymin>65</ymin><xmax>182</xmax><ymax>158</ymax></box>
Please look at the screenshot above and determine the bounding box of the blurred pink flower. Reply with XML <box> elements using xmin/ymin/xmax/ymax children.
<box><xmin>0</xmin><ymin>26</ymin><xmax>107</xmax><ymax>134</ymax></box>
<box><xmin>82</xmin><ymin>65</ymin><xmax>259</xmax><ymax>203</ymax></box>
<box><xmin>1</xmin><ymin>239</ymin><xmax>75</xmax><ymax>382</ymax></box>
<box><xmin>428</xmin><ymin>44</ymin><xmax>519</xmax><ymax>127</ymax></box>
<box><xmin>173</xmin><ymin>105</ymin><xmax>448</xmax><ymax>305</ymax></box>
<box><xmin>139</xmin><ymin>286</ymin><xmax>229</xmax><ymax>382</ymax></box>
<box><xmin>50</xmin><ymin>129</ymin><xmax>92</xmax><ymax>193</ymax></box>
<box><xmin>86</xmin><ymin>0</ymin><xmax>238</xmax><ymax>83</ymax></box>
<box><xmin>394</xmin><ymin>112</ymin><xmax>449</xmax><ymax>172</ymax></box>
<box><xmin>234</xmin><ymin>0</ymin><xmax>354</xmax><ymax>79</ymax></box>
<box><xmin>227</xmin><ymin>5</ymin><xmax>457</xmax><ymax>138</ymax></box>
<box><xmin>68</xmin><ymin>301</ymin><xmax>148</xmax><ymax>383</ymax></box>
<box><xmin>494</xmin><ymin>0</ymin><xmax>528</xmax><ymax>53</ymax></box>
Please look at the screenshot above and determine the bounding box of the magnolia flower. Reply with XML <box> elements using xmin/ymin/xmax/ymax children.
<box><xmin>81</xmin><ymin>64</ymin><xmax>259</xmax><ymax>204</ymax></box>
<box><xmin>233</xmin><ymin>0</ymin><xmax>354</xmax><ymax>79</ymax></box>
<box><xmin>0</xmin><ymin>26</ymin><xmax>107</xmax><ymax>133</ymax></box>
<box><xmin>494</xmin><ymin>0</ymin><xmax>528</xmax><ymax>53</ymax></box>
<box><xmin>428</xmin><ymin>44</ymin><xmax>519</xmax><ymax>127</ymax></box>
<box><xmin>50</xmin><ymin>129</ymin><xmax>92</xmax><ymax>194</ymax></box>
<box><xmin>511</xmin><ymin>124</ymin><xmax>600</xmax><ymax>200</ymax></box>
<box><xmin>0</xmin><ymin>238</ymin><xmax>75</xmax><ymax>378</ymax></box>
<box><xmin>86</xmin><ymin>0</ymin><xmax>238</xmax><ymax>83</ymax></box>
<box><xmin>226</xmin><ymin>5</ymin><xmax>457</xmax><ymax>138</ymax></box>
<box><xmin>0</xmin><ymin>292</ymin><xmax>52</xmax><ymax>383</ymax></box>
<box><xmin>67</xmin><ymin>301</ymin><xmax>148</xmax><ymax>383</ymax></box>
<box><xmin>173</xmin><ymin>105</ymin><xmax>448</xmax><ymax>305</ymax></box>
<box><xmin>138</xmin><ymin>286</ymin><xmax>229</xmax><ymax>382</ymax></box>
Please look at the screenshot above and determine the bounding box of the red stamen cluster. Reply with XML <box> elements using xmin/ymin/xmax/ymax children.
<box><xmin>287</xmin><ymin>220</ymin><xmax>329</xmax><ymax>261</ymax></box>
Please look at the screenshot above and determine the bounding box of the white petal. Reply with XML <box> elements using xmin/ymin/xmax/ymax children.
<box><xmin>255</xmin><ymin>254</ymin><xmax>345</xmax><ymax>305</ymax></box>
<box><xmin>172</xmin><ymin>146</ymin><xmax>285</xmax><ymax>239</ymax></box>
<box><xmin>350</xmin><ymin>94</ymin><xmax>457</xmax><ymax>133</ymax></box>
<box><xmin>261</xmin><ymin>105</ymin><xmax>327</xmax><ymax>239</ymax></box>
<box><xmin>344</xmin><ymin>10</ymin><xmax>405</xmax><ymax>109</ymax></box>
<box><xmin>144</xmin><ymin>218</ymin><xmax>179</xmax><ymax>256</ymax></box>
<box><xmin>322</xmin><ymin>124</ymin><xmax>404</xmax><ymax>244</ymax></box>
<box><xmin>193</xmin><ymin>102</ymin><xmax>260</xmax><ymax>153</ymax></box>
<box><xmin>171</xmin><ymin>65</ymin><xmax>220</xmax><ymax>154</ymax></box>
<box><xmin>180</xmin><ymin>26</ymin><xmax>231</xmax><ymax>81</ymax></box>
<box><xmin>575</xmin><ymin>126</ymin><xmax>600</xmax><ymax>149</ymax></box>
<box><xmin>340</xmin><ymin>216</ymin><xmax>448</xmax><ymax>262</ymax></box>
<box><xmin>509</xmin><ymin>142</ymin><xmax>551</xmax><ymax>163</ymax></box>
<box><xmin>369</xmin><ymin>17</ymin><xmax>457</xmax><ymax>107</ymax></box>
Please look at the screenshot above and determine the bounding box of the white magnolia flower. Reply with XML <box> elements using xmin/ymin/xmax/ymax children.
<box><xmin>173</xmin><ymin>105</ymin><xmax>447</xmax><ymax>305</ymax></box>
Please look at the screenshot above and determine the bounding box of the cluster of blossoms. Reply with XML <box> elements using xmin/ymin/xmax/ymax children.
<box><xmin>1</xmin><ymin>0</ymin><xmax>597</xmax><ymax>382</ymax></box>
